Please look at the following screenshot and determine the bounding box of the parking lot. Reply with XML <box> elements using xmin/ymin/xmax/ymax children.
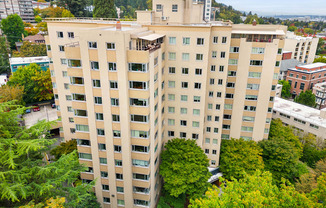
<box><xmin>23</xmin><ymin>104</ymin><xmax>58</xmax><ymax>128</ymax></box>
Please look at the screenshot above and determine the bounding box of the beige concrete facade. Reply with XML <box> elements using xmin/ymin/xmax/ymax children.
<box><xmin>284</xmin><ymin>32</ymin><xmax>319</xmax><ymax>64</ymax></box>
<box><xmin>45</xmin><ymin>4</ymin><xmax>286</xmax><ymax>207</ymax></box>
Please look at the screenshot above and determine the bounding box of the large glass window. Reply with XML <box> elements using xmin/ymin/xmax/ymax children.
<box><xmin>129</xmin><ymin>81</ymin><xmax>148</xmax><ymax>90</ymax></box>
<box><xmin>133</xmin><ymin>173</ymin><xmax>150</xmax><ymax>181</ymax></box>
<box><xmin>90</xmin><ymin>61</ymin><xmax>99</xmax><ymax>70</ymax></box>
<box><xmin>68</xmin><ymin>59</ymin><xmax>82</xmax><ymax>68</ymax></box>
<box><xmin>70</xmin><ymin>77</ymin><xmax>84</xmax><ymax>85</ymax></box>
<box><xmin>77</xmin><ymin>139</ymin><xmax>90</xmax><ymax>146</ymax></box>
<box><xmin>250</xmin><ymin>60</ymin><xmax>263</xmax><ymax>66</ymax></box>
<box><xmin>128</xmin><ymin>63</ymin><xmax>148</xmax><ymax>72</ymax></box>
<box><xmin>74</xmin><ymin>109</ymin><xmax>87</xmax><ymax>117</ymax></box>
<box><xmin>251</xmin><ymin>47</ymin><xmax>265</xmax><ymax>54</ymax></box>
<box><xmin>131</xmin><ymin>115</ymin><xmax>149</xmax><ymax>123</ymax></box>
<box><xmin>248</xmin><ymin>72</ymin><xmax>261</xmax><ymax>78</ymax></box>
<box><xmin>79</xmin><ymin>153</ymin><xmax>92</xmax><ymax>160</ymax></box>
<box><xmin>131</xmin><ymin>130</ymin><xmax>149</xmax><ymax>138</ymax></box>
<box><xmin>132</xmin><ymin>159</ymin><xmax>150</xmax><ymax>167</ymax></box>
<box><xmin>132</xmin><ymin>145</ymin><xmax>150</xmax><ymax>153</ymax></box>
<box><xmin>76</xmin><ymin>124</ymin><xmax>89</xmax><ymax>132</ymax></box>
<box><xmin>130</xmin><ymin>98</ymin><xmax>148</xmax><ymax>106</ymax></box>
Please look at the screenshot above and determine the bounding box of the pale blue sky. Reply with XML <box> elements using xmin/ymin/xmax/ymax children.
<box><xmin>217</xmin><ymin>0</ymin><xmax>326</xmax><ymax>16</ymax></box>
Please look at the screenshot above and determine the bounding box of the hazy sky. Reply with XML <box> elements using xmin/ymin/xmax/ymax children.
<box><xmin>217</xmin><ymin>0</ymin><xmax>326</xmax><ymax>16</ymax></box>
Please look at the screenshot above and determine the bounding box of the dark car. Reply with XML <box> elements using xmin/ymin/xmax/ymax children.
<box><xmin>25</xmin><ymin>109</ymin><xmax>31</xmax><ymax>114</ymax></box>
<box><xmin>33</xmin><ymin>104</ymin><xmax>40</xmax><ymax>112</ymax></box>
<box><xmin>51</xmin><ymin>103</ymin><xmax>56</xmax><ymax>108</ymax></box>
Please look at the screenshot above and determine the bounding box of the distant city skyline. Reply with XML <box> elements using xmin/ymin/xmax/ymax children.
<box><xmin>217</xmin><ymin>0</ymin><xmax>325</xmax><ymax>16</ymax></box>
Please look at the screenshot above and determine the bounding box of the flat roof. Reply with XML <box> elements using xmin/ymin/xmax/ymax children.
<box><xmin>10</xmin><ymin>56</ymin><xmax>50</xmax><ymax>65</ymax></box>
<box><xmin>231</xmin><ymin>30</ymin><xmax>285</xmax><ymax>35</ymax></box>
<box><xmin>273</xmin><ymin>97</ymin><xmax>326</xmax><ymax>128</ymax></box>
<box><xmin>298</xmin><ymin>62</ymin><xmax>326</xmax><ymax>69</ymax></box>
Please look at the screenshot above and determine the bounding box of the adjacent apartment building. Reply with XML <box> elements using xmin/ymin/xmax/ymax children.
<box><xmin>0</xmin><ymin>0</ymin><xmax>34</xmax><ymax>22</ymax></box>
<box><xmin>284</xmin><ymin>32</ymin><xmax>318</xmax><ymax>64</ymax></box>
<box><xmin>286</xmin><ymin>63</ymin><xmax>326</xmax><ymax>97</ymax></box>
<box><xmin>273</xmin><ymin>97</ymin><xmax>326</xmax><ymax>139</ymax></box>
<box><xmin>45</xmin><ymin>0</ymin><xmax>285</xmax><ymax>207</ymax></box>
<box><xmin>313</xmin><ymin>82</ymin><xmax>326</xmax><ymax>109</ymax></box>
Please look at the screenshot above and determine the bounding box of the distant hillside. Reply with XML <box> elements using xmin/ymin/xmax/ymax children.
<box><xmin>212</xmin><ymin>2</ymin><xmax>244</xmax><ymax>23</ymax></box>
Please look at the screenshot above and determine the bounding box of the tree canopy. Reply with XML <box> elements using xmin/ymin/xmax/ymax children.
<box><xmin>0</xmin><ymin>14</ymin><xmax>27</xmax><ymax>49</ymax></box>
<box><xmin>35</xmin><ymin>6</ymin><xmax>74</xmax><ymax>18</ymax></box>
<box><xmin>8</xmin><ymin>63</ymin><xmax>53</xmax><ymax>104</ymax></box>
<box><xmin>13</xmin><ymin>41</ymin><xmax>47</xmax><ymax>57</ymax></box>
<box><xmin>0</xmin><ymin>102</ymin><xmax>94</xmax><ymax>207</ymax></box>
<box><xmin>0</xmin><ymin>85</ymin><xmax>24</xmax><ymax>105</ymax></box>
<box><xmin>294</xmin><ymin>90</ymin><xmax>316</xmax><ymax>107</ymax></box>
<box><xmin>278</xmin><ymin>80</ymin><xmax>291</xmax><ymax>99</ymax></box>
<box><xmin>219</xmin><ymin>138</ymin><xmax>264</xmax><ymax>180</ymax></box>
<box><xmin>314</xmin><ymin>56</ymin><xmax>326</xmax><ymax>63</ymax></box>
<box><xmin>190</xmin><ymin>171</ymin><xmax>319</xmax><ymax>208</ymax></box>
<box><xmin>56</xmin><ymin>0</ymin><xmax>87</xmax><ymax>17</ymax></box>
<box><xmin>93</xmin><ymin>0</ymin><xmax>116</xmax><ymax>18</ymax></box>
<box><xmin>50</xmin><ymin>139</ymin><xmax>77</xmax><ymax>161</ymax></box>
<box><xmin>0</xmin><ymin>36</ymin><xmax>10</xmax><ymax>74</ymax></box>
<box><xmin>160</xmin><ymin>138</ymin><xmax>211</xmax><ymax>199</ymax></box>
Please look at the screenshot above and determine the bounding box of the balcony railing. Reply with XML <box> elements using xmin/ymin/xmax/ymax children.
<box><xmin>130</xmin><ymin>43</ymin><xmax>161</xmax><ymax>52</ymax></box>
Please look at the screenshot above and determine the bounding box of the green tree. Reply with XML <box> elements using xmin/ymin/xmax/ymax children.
<box><xmin>8</xmin><ymin>64</ymin><xmax>53</xmax><ymax>104</ymax></box>
<box><xmin>288</xmin><ymin>25</ymin><xmax>297</xmax><ymax>32</ymax></box>
<box><xmin>219</xmin><ymin>138</ymin><xmax>264</xmax><ymax>180</ymax></box>
<box><xmin>0</xmin><ymin>14</ymin><xmax>27</xmax><ymax>49</ymax></box>
<box><xmin>0</xmin><ymin>36</ymin><xmax>10</xmax><ymax>74</ymax></box>
<box><xmin>50</xmin><ymin>139</ymin><xmax>77</xmax><ymax>160</ymax></box>
<box><xmin>278</xmin><ymin>80</ymin><xmax>291</xmax><ymax>98</ymax></box>
<box><xmin>35</xmin><ymin>15</ymin><xmax>42</xmax><ymax>23</ymax></box>
<box><xmin>160</xmin><ymin>138</ymin><xmax>211</xmax><ymax>199</ymax></box>
<box><xmin>189</xmin><ymin>171</ymin><xmax>318</xmax><ymax>208</ymax></box>
<box><xmin>57</xmin><ymin>0</ymin><xmax>87</xmax><ymax>17</ymax></box>
<box><xmin>0</xmin><ymin>102</ymin><xmax>94</xmax><ymax>207</ymax></box>
<box><xmin>294</xmin><ymin>90</ymin><xmax>316</xmax><ymax>107</ymax></box>
<box><xmin>13</xmin><ymin>41</ymin><xmax>47</xmax><ymax>57</ymax></box>
<box><xmin>301</xmin><ymin>143</ymin><xmax>326</xmax><ymax>168</ymax></box>
<box><xmin>93</xmin><ymin>0</ymin><xmax>116</xmax><ymax>18</ymax></box>
<box><xmin>309</xmin><ymin>173</ymin><xmax>326</xmax><ymax>206</ymax></box>
<box><xmin>296</xmin><ymin>171</ymin><xmax>318</xmax><ymax>194</ymax></box>
<box><xmin>314</xmin><ymin>56</ymin><xmax>326</xmax><ymax>63</ymax></box>
<box><xmin>259</xmin><ymin>139</ymin><xmax>304</xmax><ymax>183</ymax></box>
<box><xmin>0</xmin><ymin>85</ymin><xmax>24</xmax><ymax>105</ymax></box>
<box><xmin>304</xmin><ymin>28</ymin><xmax>314</xmax><ymax>34</ymax></box>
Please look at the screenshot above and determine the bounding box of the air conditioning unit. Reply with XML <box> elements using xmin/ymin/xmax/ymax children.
<box><xmin>161</xmin><ymin>16</ymin><xmax>168</xmax><ymax>21</ymax></box>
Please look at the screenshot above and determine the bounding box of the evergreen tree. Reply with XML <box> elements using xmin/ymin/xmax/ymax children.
<box><xmin>0</xmin><ymin>36</ymin><xmax>10</xmax><ymax>74</ymax></box>
<box><xmin>0</xmin><ymin>14</ymin><xmax>27</xmax><ymax>49</ymax></box>
<box><xmin>93</xmin><ymin>0</ymin><xmax>116</xmax><ymax>18</ymax></box>
<box><xmin>57</xmin><ymin>0</ymin><xmax>87</xmax><ymax>17</ymax></box>
<box><xmin>294</xmin><ymin>90</ymin><xmax>316</xmax><ymax>108</ymax></box>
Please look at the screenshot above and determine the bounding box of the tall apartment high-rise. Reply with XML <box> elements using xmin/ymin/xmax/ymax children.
<box><xmin>45</xmin><ymin>0</ymin><xmax>286</xmax><ymax>207</ymax></box>
<box><xmin>0</xmin><ymin>0</ymin><xmax>34</xmax><ymax>22</ymax></box>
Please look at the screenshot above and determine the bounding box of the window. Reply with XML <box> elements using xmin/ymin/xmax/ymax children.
<box><xmin>133</xmin><ymin>173</ymin><xmax>150</xmax><ymax>181</ymax></box>
<box><xmin>108</xmin><ymin>62</ymin><xmax>117</xmax><ymax>71</ymax></box>
<box><xmin>168</xmin><ymin>119</ymin><xmax>175</xmax><ymax>126</ymax></box>
<box><xmin>76</xmin><ymin>124</ymin><xmax>89</xmax><ymax>132</ymax></box>
<box><xmin>169</xmin><ymin>52</ymin><xmax>176</xmax><ymax>60</ymax></box>
<box><xmin>97</xmin><ymin>128</ymin><xmax>105</xmax><ymax>136</ymax></box>
<box><xmin>210</xmin><ymin>79</ymin><xmax>215</xmax><ymax>85</ymax></box>
<box><xmin>222</xmin><ymin>125</ymin><xmax>230</xmax><ymax>130</ymax></box>
<box><xmin>67</xmin><ymin>106</ymin><xmax>73</xmax><ymax>112</ymax></box>
<box><xmin>183</xmin><ymin>37</ymin><xmax>190</xmax><ymax>45</ymax></box>
<box><xmin>195</xmin><ymin>68</ymin><xmax>202</xmax><ymax>75</ymax></box>
<box><xmin>180</xmin><ymin>120</ymin><xmax>187</xmax><ymax>126</ymax></box>
<box><xmin>101</xmin><ymin>171</ymin><xmax>108</xmax><ymax>178</ymax></box>
<box><xmin>225</xmin><ymin>93</ymin><xmax>233</xmax><ymax>99</ymax></box>
<box><xmin>179</xmin><ymin>94</ymin><xmax>188</xmax><ymax>102</ymax></box>
<box><xmin>61</xmin><ymin>58</ymin><xmax>67</xmax><ymax>65</ymax></box>
<box><xmin>196</xmin><ymin>54</ymin><xmax>203</xmax><ymax>61</ymax></box>
<box><xmin>208</xmin><ymin>103</ymin><xmax>213</xmax><ymax>110</ymax></box>
<box><xmin>245</xmin><ymin>95</ymin><xmax>258</xmax><ymax>100</ymax></box>
<box><xmin>129</xmin><ymin>81</ymin><xmax>148</xmax><ymax>90</ymax></box>
<box><xmin>229</xmin><ymin>59</ymin><xmax>238</xmax><ymax>65</ymax></box>
<box><xmin>207</xmin><ymin>116</ymin><xmax>212</xmax><ymax>121</ymax></box>
<box><xmin>156</xmin><ymin>4</ymin><xmax>162</xmax><ymax>11</ymax></box>
<box><xmin>180</xmin><ymin>108</ymin><xmax>187</xmax><ymax>114</ymax></box>
<box><xmin>193</xmin><ymin>121</ymin><xmax>199</xmax><ymax>127</ymax></box>
<box><xmin>181</xmin><ymin>82</ymin><xmax>188</xmax><ymax>88</ymax></box>
<box><xmin>112</xmin><ymin>114</ymin><xmax>120</xmax><ymax>122</ymax></box>
<box><xmin>220</xmin><ymin>52</ymin><xmax>226</xmax><ymax>58</ymax></box>
<box><xmin>169</xmin><ymin>67</ymin><xmax>176</xmax><ymax>74</ymax></box>
<box><xmin>98</xmin><ymin>143</ymin><xmax>106</xmax><ymax>150</ymax></box>
<box><xmin>182</xmin><ymin>53</ymin><xmax>190</xmax><ymax>61</ymax></box>
<box><xmin>88</xmin><ymin>41</ymin><xmax>97</xmax><ymax>49</ymax></box>
<box><xmin>230</xmin><ymin>47</ymin><xmax>239</xmax><ymax>53</ymax></box>
<box><xmin>222</xmin><ymin>36</ymin><xmax>227</xmax><ymax>43</ymax></box>
<box><xmin>241</xmin><ymin>126</ymin><xmax>253</xmax><ymax>132</ymax></box>
<box><xmin>209</xmin><ymin>35</ymin><xmax>217</xmax><ymax>44</ymax></box>
<box><xmin>102</xmin><ymin>185</ymin><xmax>109</xmax><ymax>191</ymax></box>
<box><xmin>68</xmin><ymin>59</ymin><xmax>81</xmax><ymax>68</ymax></box>
<box><xmin>168</xmin><ymin>81</ymin><xmax>175</xmax><ymax>88</ymax></box>
<box><xmin>168</xmin><ymin>131</ymin><xmax>175</xmax><ymax>137</ymax></box>
<box><xmin>107</xmin><ymin>42</ymin><xmax>115</xmax><ymax>49</ymax></box>
<box><xmin>310</xmin><ymin>123</ymin><xmax>319</xmax><ymax>129</ymax></box>
<box><xmin>172</xmin><ymin>4</ymin><xmax>178</xmax><ymax>12</ymax></box>
<box><xmin>59</xmin><ymin>45</ymin><xmax>64</xmax><ymax>52</ymax></box>
<box><xmin>252</xmin><ymin>47</ymin><xmax>265</xmax><ymax>54</ymax></box>
<box><xmin>72</xmin><ymin>93</ymin><xmax>86</xmax><ymax>101</ymax></box>
<box><xmin>103</xmin><ymin>197</ymin><xmax>110</xmax><ymax>203</ymax></box>
<box><xmin>130</xmin><ymin>98</ymin><xmax>148</xmax><ymax>106</ymax></box>
<box><xmin>228</xmin><ymin>71</ymin><xmax>236</xmax><ymax>76</ymax></box>
<box><xmin>113</xmin><ymin>130</ymin><xmax>121</xmax><ymax>137</ymax></box>
<box><xmin>250</xmin><ymin>60</ymin><xmax>263</xmax><ymax>66</ymax></box>
<box><xmin>243</xmin><ymin>116</ymin><xmax>255</xmax><ymax>122</ymax></box>
<box><xmin>131</xmin><ymin>114</ymin><xmax>149</xmax><ymax>123</ymax></box>
<box><xmin>244</xmin><ymin>105</ymin><xmax>256</xmax><ymax>111</ymax></box>
<box><xmin>215</xmin><ymin>116</ymin><xmax>220</xmax><ymax>122</ymax></box>
<box><xmin>275</xmin><ymin>61</ymin><xmax>280</xmax><ymax>67</ymax></box>
<box><xmin>131</xmin><ymin>130</ymin><xmax>149</xmax><ymax>138</ymax></box>
<box><xmin>168</xmin><ymin>107</ymin><xmax>175</xmax><ymax>113</ymax></box>
<box><xmin>277</xmin><ymin>48</ymin><xmax>283</xmax><ymax>54</ymax></box>
<box><xmin>68</xmin><ymin>32</ymin><xmax>74</xmax><ymax>38</ymax></box>
<box><xmin>248</xmin><ymin>72</ymin><xmax>261</xmax><ymax>78</ymax></box>
<box><xmin>169</xmin><ymin>37</ymin><xmax>177</xmax><ymax>45</ymax></box>
<box><xmin>64</xmin><ymin>83</ymin><xmax>69</xmax><ymax>90</ymax></box>
<box><xmin>168</xmin><ymin>94</ymin><xmax>175</xmax><ymax>101</ymax></box>
<box><xmin>79</xmin><ymin>153</ymin><xmax>92</xmax><ymax>160</ymax></box>
<box><xmin>197</xmin><ymin>38</ymin><xmax>204</xmax><ymax>45</ymax></box>
<box><xmin>117</xmin><ymin>187</ymin><xmax>124</xmax><ymax>193</ymax></box>
<box><xmin>227</xmin><ymin>82</ymin><xmax>235</xmax><ymax>88</ymax></box>
<box><xmin>300</xmin><ymin>83</ymin><xmax>305</xmax><ymax>90</ymax></box>
<box><xmin>218</xmin><ymin>79</ymin><xmax>223</xmax><ymax>85</ymax></box>
<box><xmin>57</xmin><ymin>31</ymin><xmax>63</xmax><ymax>38</ymax></box>
<box><xmin>205</xmin><ymin>149</ymin><xmax>209</xmax><ymax>154</ymax></box>
<box><xmin>46</xmin><ymin>45</ymin><xmax>51</xmax><ymax>51</ymax></box>
<box><xmin>77</xmin><ymin>139</ymin><xmax>90</xmax><ymax>146</ymax></box>
<box><xmin>111</xmin><ymin>98</ymin><xmax>119</xmax><ymax>106</ymax></box>
<box><xmin>68</xmin><ymin>117</ymin><xmax>74</xmax><ymax>122</ymax></box>
<box><xmin>116</xmin><ymin>173</ymin><xmax>123</xmax><ymax>180</ymax></box>
<box><xmin>110</xmin><ymin>81</ymin><xmax>118</xmax><ymax>89</ymax></box>
<box><xmin>182</xmin><ymin>67</ymin><xmax>189</xmax><ymax>74</ymax></box>
<box><xmin>92</xmin><ymin>80</ymin><xmax>101</xmax><ymax>88</ymax></box>
<box><xmin>128</xmin><ymin>63</ymin><xmax>147</xmax><ymax>72</ymax></box>
<box><xmin>94</xmin><ymin>97</ymin><xmax>102</xmax><ymax>104</ymax></box>
<box><xmin>194</xmin><ymin>83</ymin><xmax>201</xmax><ymax>89</ymax></box>
<box><xmin>247</xmin><ymin>83</ymin><xmax>260</xmax><ymax>90</ymax></box>
<box><xmin>114</xmin><ymin>145</ymin><xmax>122</xmax><ymax>152</ymax></box>
<box><xmin>132</xmin><ymin>159</ymin><xmax>150</xmax><ymax>167</ymax></box>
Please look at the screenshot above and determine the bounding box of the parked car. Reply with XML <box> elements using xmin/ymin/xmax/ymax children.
<box><xmin>25</xmin><ymin>108</ymin><xmax>31</xmax><ymax>114</ymax></box>
<box><xmin>51</xmin><ymin>103</ymin><xmax>56</xmax><ymax>109</ymax></box>
<box><xmin>33</xmin><ymin>104</ymin><xmax>40</xmax><ymax>112</ymax></box>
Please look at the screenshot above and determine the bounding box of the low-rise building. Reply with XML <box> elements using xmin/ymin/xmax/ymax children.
<box><xmin>272</xmin><ymin>97</ymin><xmax>326</xmax><ymax>139</ymax></box>
<box><xmin>16</xmin><ymin>34</ymin><xmax>46</xmax><ymax>51</ymax></box>
<box><xmin>285</xmin><ymin>62</ymin><xmax>326</xmax><ymax>97</ymax></box>
<box><xmin>278</xmin><ymin>51</ymin><xmax>303</xmax><ymax>80</ymax></box>
<box><xmin>0</xmin><ymin>75</ymin><xmax>8</xmax><ymax>86</ymax></box>
<box><xmin>10</xmin><ymin>56</ymin><xmax>50</xmax><ymax>73</ymax></box>
<box><xmin>32</xmin><ymin>1</ymin><xmax>50</xmax><ymax>9</ymax></box>
<box><xmin>313</xmin><ymin>82</ymin><xmax>326</xmax><ymax>109</ymax></box>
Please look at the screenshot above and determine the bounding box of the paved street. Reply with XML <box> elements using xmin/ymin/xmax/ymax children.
<box><xmin>23</xmin><ymin>105</ymin><xmax>58</xmax><ymax>128</ymax></box>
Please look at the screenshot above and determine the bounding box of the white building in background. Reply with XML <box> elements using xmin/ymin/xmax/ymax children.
<box><xmin>0</xmin><ymin>0</ymin><xmax>34</xmax><ymax>22</ymax></box>
<box><xmin>272</xmin><ymin>97</ymin><xmax>326</xmax><ymax>139</ymax></box>
<box><xmin>284</xmin><ymin>32</ymin><xmax>319</xmax><ymax>64</ymax></box>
